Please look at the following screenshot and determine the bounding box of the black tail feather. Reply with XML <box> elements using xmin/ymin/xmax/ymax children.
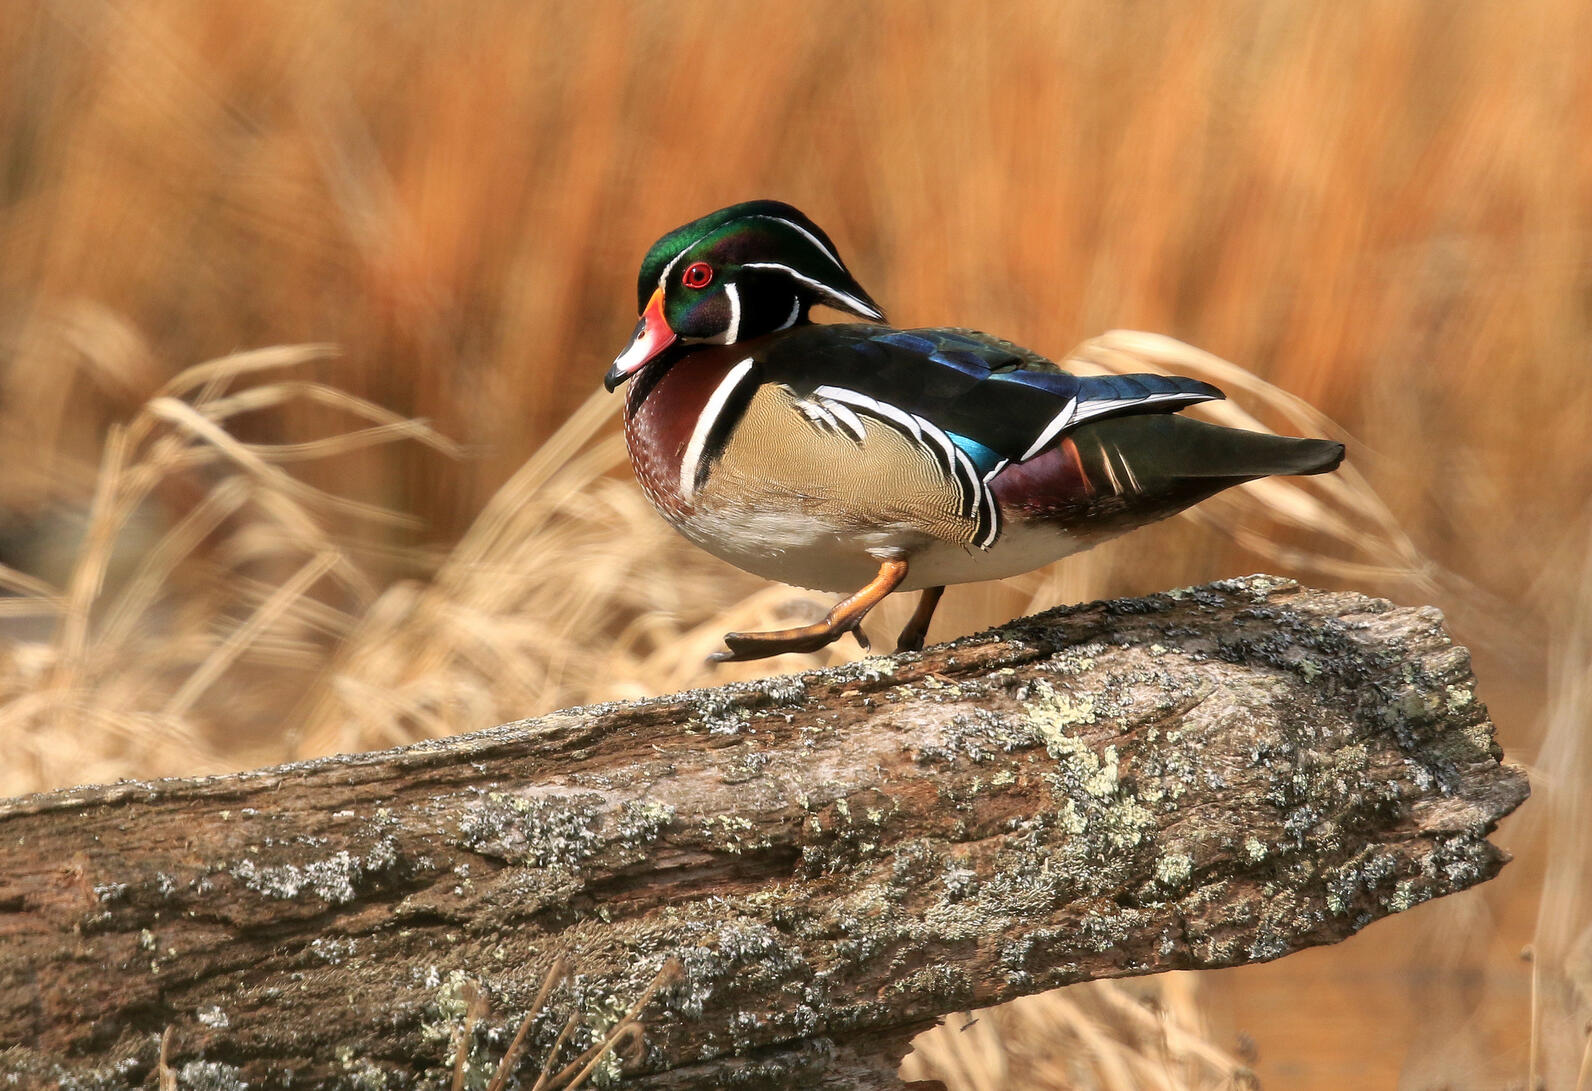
<box><xmin>1075</xmin><ymin>414</ymin><xmax>1345</xmax><ymax>487</ymax></box>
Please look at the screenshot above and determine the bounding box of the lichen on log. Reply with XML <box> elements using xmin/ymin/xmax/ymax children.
<box><xmin>0</xmin><ymin>576</ymin><xmax>1527</xmax><ymax>1089</ymax></box>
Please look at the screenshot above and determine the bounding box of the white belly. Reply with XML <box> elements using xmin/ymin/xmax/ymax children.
<box><xmin>675</xmin><ymin>504</ymin><xmax>1099</xmax><ymax>593</ymax></box>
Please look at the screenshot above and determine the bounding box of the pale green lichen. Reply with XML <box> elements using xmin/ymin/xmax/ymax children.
<box><xmin>1056</xmin><ymin>798</ymin><xmax>1088</xmax><ymax>835</ymax></box>
<box><xmin>1038</xmin><ymin>729</ymin><xmax>1117</xmax><ymax>798</ymax></box>
<box><xmin>455</xmin><ymin>789</ymin><xmax>606</xmax><ymax>867</ymax></box>
<box><xmin>1100</xmin><ymin>797</ymin><xmax>1156</xmax><ymax>848</ymax></box>
<box><xmin>173</xmin><ymin>1061</ymin><xmax>247</xmax><ymax>1091</ymax></box>
<box><xmin>430</xmin><ymin>969</ymin><xmax>477</xmax><ymax>1024</ymax></box>
<box><xmin>1027</xmin><ymin>680</ymin><xmax>1099</xmax><ymax>741</ymax></box>
<box><xmin>616</xmin><ymin>799</ymin><xmax>676</xmax><ymax>842</ymax></box>
<box><xmin>915</xmin><ymin>709</ymin><xmax>1043</xmax><ymax>765</ymax></box>
<box><xmin>231</xmin><ymin>849</ymin><xmax>367</xmax><ymax>904</ymax></box>
<box><xmin>1155</xmin><ymin>852</ymin><xmax>1194</xmax><ymax>888</ymax></box>
<box><xmin>347</xmin><ymin>1063</ymin><xmax>388</xmax><ymax>1090</ymax></box>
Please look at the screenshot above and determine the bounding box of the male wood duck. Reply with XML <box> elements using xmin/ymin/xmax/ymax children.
<box><xmin>605</xmin><ymin>200</ymin><xmax>1344</xmax><ymax>662</ymax></box>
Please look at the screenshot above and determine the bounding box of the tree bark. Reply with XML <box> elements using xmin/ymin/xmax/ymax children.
<box><xmin>0</xmin><ymin>576</ymin><xmax>1527</xmax><ymax>1090</ymax></box>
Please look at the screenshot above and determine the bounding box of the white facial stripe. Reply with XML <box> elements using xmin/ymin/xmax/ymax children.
<box><xmin>680</xmin><ymin>359</ymin><xmax>755</xmax><ymax>503</ymax></box>
<box><xmin>741</xmin><ymin>262</ymin><xmax>883</xmax><ymax>320</ymax></box>
<box><xmin>774</xmin><ymin>297</ymin><xmax>802</xmax><ymax>332</ymax></box>
<box><xmin>749</xmin><ymin>215</ymin><xmax>843</xmax><ymax>268</ymax></box>
<box><xmin>1020</xmin><ymin>396</ymin><xmax>1079</xmax><ymax>461</ymax></box>
<box><xmin>662</xmin><ymin>212</ymin><xmax>844</xmax><ymax>291</ymax></box>
<box><xmin>658</xmin><ymin>242</ymin><xmax>692</xmax><ymax>288</ymax></box>
<box><xmin>707</xmin><ymin>281</ymin><xmax>741</xmax><ymax>345</ymax></box>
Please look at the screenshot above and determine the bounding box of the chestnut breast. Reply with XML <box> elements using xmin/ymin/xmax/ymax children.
<box><xmin>623</xmin><ymin>346</ymin><xmax>751</xmax><ymax>521</ymax></box>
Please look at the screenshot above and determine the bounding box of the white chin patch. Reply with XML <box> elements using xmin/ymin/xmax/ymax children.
<box><xmin>611</xmin><ymin>336</ymin><xmax>651</xmax><ymax>377</ymax></box>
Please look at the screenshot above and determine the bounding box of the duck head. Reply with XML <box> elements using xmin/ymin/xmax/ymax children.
<box><xmin>605</xmin><ymin>200</ymin><xmax>883</xmax><ymax>391</ymax></box>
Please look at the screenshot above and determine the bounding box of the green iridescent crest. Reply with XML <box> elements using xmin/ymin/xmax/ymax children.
<box><xmin>636</xmin><ymin>200</ymin><xmax>882</xmax><ymax>343</ymax></box>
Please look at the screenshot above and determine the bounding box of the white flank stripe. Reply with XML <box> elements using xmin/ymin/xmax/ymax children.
<box><xmin>918</xmin><ymin>417</ymin><xmax>961</xmax><ymax>476</ymax></box>
<box><xmin>978</xmin><ymin>483</ymin><xmax>1001</xmax><ymax>549</ymax></box>
<box><xmin>796</xmin><ymin>398</ymin><xmax>838</xmax><ymax>433</ymax></box>
<box><xmin>950</xmin><ymin>443</ymin><xmax>980</xmax><ymax>487</ymax></box>
<box><xmin>950</xmin><ymin>444</ymin><xmax>983</xmax><ymax>518</ymax></box>
<box><xmin>813</xmin><ymin>386</ymin><xmax>923</xmax><ymax>442</ymax></box>
<box><xmin>1020</xmin><ymin>396</ymin><xmax>1078</xmax><ymax>461</ymax></box>
<box><xmin>812</xmin><ymin>385</ymin><xmax>995</xmax><ymax>538</ymax></box>
<box><xmin>823</xmin><ymin>400</ymin><xmax>867</xmax><ymax>442</ymax></box>
<box><xmin>751</xmin><ymin>215</ymin><xmax>843</xmax><ymax>268</ymax></box>
<box><xmin>680</xmin><ymin>359</ymin><xmax>755</xmax><ymax>503</ymax></box>
<box><xmin>742</xmin><ymin>263</ymin><xmax>883</xmax><ymax>320</ymax></box>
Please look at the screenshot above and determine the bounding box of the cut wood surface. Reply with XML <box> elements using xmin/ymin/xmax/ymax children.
<box><xmin>0</xmin><ymin>576</ymin><xmax>1527</xmax><ymax>1089</ymax></box>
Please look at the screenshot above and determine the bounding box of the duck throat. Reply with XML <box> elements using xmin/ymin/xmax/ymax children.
<box><xmin>623</xmin><ymin>346</ymin><xmax>755</xmax><ymax>519</ymax></box>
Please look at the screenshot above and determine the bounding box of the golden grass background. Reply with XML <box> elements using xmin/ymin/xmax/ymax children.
<box><xmin>1</xmin><ymin>1</ymin><xmax>1589</xmax><ymax>1086</ymax></box>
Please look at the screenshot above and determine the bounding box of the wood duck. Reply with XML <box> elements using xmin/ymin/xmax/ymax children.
<box><xmin>605</xmin><ymin>200</ymin><xmax>1344</xmax><ymax>662</ymax></box>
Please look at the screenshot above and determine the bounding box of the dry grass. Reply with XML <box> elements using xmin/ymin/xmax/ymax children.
<box><xmin>0</xmin><ymin>344</ymin><xmax>462</xmax><ymax>794</ymax></box>
<box><xmin>903</xmin><ymin>976</ymin><xmax>1256</xmax><ymax>1091</ymax></box>
<box><xmin>2</xmin><ymin>1</ymin><xmax>1589</xmax><ymax>1086</ymax></box>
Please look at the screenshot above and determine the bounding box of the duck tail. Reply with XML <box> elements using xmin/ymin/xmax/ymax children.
<box><xmin>1071</xmin><ymin>414</ymin><xmax>1344</xmax><ymax>483</ymax></box>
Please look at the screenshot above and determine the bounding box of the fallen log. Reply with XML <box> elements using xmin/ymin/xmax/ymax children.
<box><xmin>0</xmin><ymin>576</ymin><xmax>1527</xmax><ymax>1089</ymax></box>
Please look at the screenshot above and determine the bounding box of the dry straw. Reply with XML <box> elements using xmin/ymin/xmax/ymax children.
<box><xmin>0</xmin><ymin>345</ymin><xmax>458</xmax><ymax>796</ymax></box>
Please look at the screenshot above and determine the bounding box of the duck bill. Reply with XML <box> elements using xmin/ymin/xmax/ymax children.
<box><xmin>605</xmin><ymin>287</ymin><xmax>675</xmax><ymax>391</ymax></box>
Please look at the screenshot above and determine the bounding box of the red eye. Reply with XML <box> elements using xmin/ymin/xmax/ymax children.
<box><xmin>681</xmin><ymin>261</ymin><xmax>714</xmax><ymax>289</ymax></box>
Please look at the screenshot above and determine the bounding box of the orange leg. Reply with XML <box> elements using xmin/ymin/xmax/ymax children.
<box><xmin>894</xmin><ymin>585</ymin><xmax>944</xmax><ymax>653</ymax></box>
<box><xmin>710</xmin><ymin>558</ymin><xmax>909</xmax><ymax>663</ymax></box>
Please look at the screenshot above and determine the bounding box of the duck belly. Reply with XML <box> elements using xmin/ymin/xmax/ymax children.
<box><xmin>895</xmin><ymin>522</ymin><xmax>1103</xmax><ymax>590</ymax></box>
<box><xmin>672</xmin><ymin>499</ymin><xmax>1101</xmax><ymax>593</ymax></box>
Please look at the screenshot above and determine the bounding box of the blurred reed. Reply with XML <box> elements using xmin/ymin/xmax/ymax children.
<box><xmin>902</xmin><ymin>975</ymin><xmax>1254</xmax><ymax>1091</ymax></box>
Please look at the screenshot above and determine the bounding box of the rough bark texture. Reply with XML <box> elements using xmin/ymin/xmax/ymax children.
<box><xmin>0</xmin><ymin>576</ymin><xmax>1527</xmax><ymax>1090</ymax></box>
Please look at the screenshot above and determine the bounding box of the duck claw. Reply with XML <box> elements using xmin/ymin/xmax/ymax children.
<box><xmin>704</xmin><ymin>559</ymin><xmax>909</xmax><ymax>665</ymax></box>
<box><xmin>709</xmin><ymin>628</ymin><xmax>836</xmax><ymax>663</ymax></box>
